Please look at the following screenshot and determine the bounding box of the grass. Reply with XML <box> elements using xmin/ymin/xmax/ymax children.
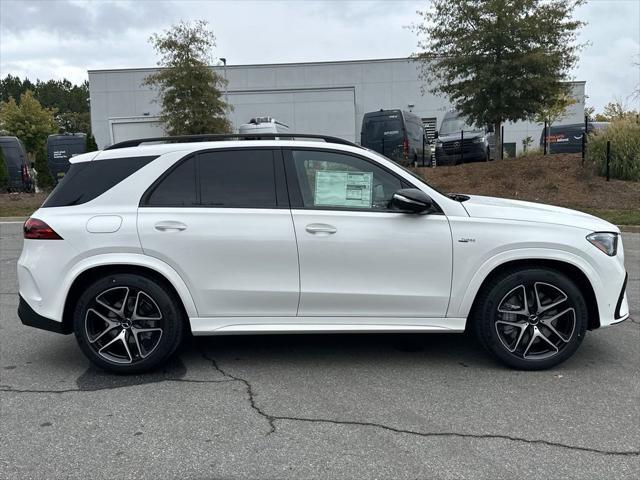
<box><xmin>2</xmin><ymin>153</ymin><xmax>639</xmax><ymax>226</ymax></box>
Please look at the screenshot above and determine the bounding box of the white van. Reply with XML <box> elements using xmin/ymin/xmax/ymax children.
<box><xmin>238</xmin><ymin>117</ymin><xmax>290</xmax><ymax>136</ymax></box>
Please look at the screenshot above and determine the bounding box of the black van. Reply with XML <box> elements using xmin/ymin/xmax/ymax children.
<box><xmin>434</xmin><ymin>111</ymin><xmax>494</xmax><ymax>165</ymax></box>
<box><xmin>0</xmin><ymin>136</ymin><xmax>32</xmax><ymax>192</ymax></box>
<box><xmin>361</xmin><ymin>110</ymin><xmax>427</xmax><ymax>166</ymax></box>
<box><xmin>540</xmin><ymin>122</ymin><xmax>609</xmax><ymax>154</ymax></box>
<box><xmin>47</xmin><ymin>133</ymin><xmax>86</xmax><ymax>183</ymax></box>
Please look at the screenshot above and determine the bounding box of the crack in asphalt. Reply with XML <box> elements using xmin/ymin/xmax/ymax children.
<box><xmin>0</xmin><ymin>378</ymin><xmax>234</xmax><ymax>394</ymax></box>
<box><xmin>196</xmin><ymin>347</ymin><xmax>640</xmax><ymax>457</ymax></box>
<box><xmin>3</xmin><ymin>349</ymin><xmax>638</xmax><ymax>457</ymax></box>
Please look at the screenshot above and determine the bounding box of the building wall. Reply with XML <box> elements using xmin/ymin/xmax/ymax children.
<box><xmin>88</xmin><ymin>58</ymin><xmax>585</xmax><ymax>153</ymax></box>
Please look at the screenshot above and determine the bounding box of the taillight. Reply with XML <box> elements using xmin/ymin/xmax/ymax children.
<box><xmin>23</xmin><ymin>218</ymin><xmax>62</xmax><ymax>240</ymax></box>
<box><xmin>21</xmin><ymin>164</ymin><xmax>30</xmax><ymax>183</ymax></box>
<box><xmin>403</xmin><ymin>136</ymin><xmax>409</xmax><ymax>157</ymax></box>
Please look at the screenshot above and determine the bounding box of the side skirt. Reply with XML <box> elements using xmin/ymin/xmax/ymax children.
<box><xmin>189</xmin><ymin>317</ymin><xmax>467</xmax><ymax>336</ymax></box>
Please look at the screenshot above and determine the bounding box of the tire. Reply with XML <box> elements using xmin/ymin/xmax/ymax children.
<box><xmin>486</xmin><ymin>148</ymin><xmax>492</xmax><ymax>161</ymax></box>
<box><xmin>73</xmin><ymin>273</ymin><xmax>185</xmax><ymax>374</ymax></box>
<box><xmin>473</xmin><ymin>268</ymin><xmax>587</xmax><ymax>370</ymax></box>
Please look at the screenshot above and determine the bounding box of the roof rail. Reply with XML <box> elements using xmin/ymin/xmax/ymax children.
<box><xmin>104</xmin><ymin>133</ymin><xmax>360</xmax><ymax>150</ymax></box>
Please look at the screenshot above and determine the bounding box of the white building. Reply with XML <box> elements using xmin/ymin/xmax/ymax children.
<box><xmin>88</xmin><ymin>57</ymin><xmax>585</xmax><ymax>154</ymax></box>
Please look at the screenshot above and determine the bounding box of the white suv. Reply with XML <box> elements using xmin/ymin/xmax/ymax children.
<box><xmin>17</xmin><ymin>134</ymin><xmax>629</xmax><ymax>373</ymax></box>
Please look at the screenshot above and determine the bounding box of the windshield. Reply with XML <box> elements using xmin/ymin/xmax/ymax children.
<box><xmin>362</xmin><ymin>116</ymin><xmax>403</xmax><ymax>140</ymax></box>
<box><xmin>439</xmin><ymin>115</ymin><xmax>482</xmax><ymax>135</ymax></box>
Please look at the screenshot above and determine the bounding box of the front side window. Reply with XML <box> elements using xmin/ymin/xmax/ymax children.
<box><xmin>292</xmin><ymin>150</ymin><xmax>402</xmax><ymax>211</ymax></box>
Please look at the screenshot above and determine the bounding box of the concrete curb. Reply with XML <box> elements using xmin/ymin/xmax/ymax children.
<box><xmin>0</xmin><ymin>217</ymin><xmax>28</xmax><ymax>223</ymax></box>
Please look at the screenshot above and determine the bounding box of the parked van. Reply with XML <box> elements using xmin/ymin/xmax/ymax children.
<box><xmin>539</xmin><ymin>122</ymin><xmax>609</xmax><ymax>154</ymax></box>
<box><xmin>47</xmin><ymin>133</ymin><xmax>86</xmax><ymax>184</ymax></box>
<box><xmin>361</xmin><ymin>109</ymin><xmax>427</xmax><ymax>166</ymax></box>
<box><xmin>434</xmin><ymin>111</ymin><xmax>494</xmax><ymax>166</ymax></box>
<box><xmin>0</xmin><ymin>136</ymin><xmax>32</xmax><ymax>192</ymax></box>
<box><xmin>239</xmin><ymin>117</ymin><xmax>290</xmax><ymax>136</ymax></box>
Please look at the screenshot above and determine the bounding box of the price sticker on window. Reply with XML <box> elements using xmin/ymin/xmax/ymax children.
<box><xmin>314</xmin><ymin>171</ymin><xmax>373</xmax><ymax>208</ymax></box>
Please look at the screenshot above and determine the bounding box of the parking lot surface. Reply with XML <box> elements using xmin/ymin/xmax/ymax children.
<box><xmin>1</xmin><ymin>222</ymin><xmax>638</xmax><ymax>479</ymax></box>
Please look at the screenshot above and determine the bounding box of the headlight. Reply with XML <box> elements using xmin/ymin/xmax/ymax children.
<box><xmin>435</xmin><ymin>141</ymin><xmax>443</xmax><ymax>148</ymax></box>
<box><xmin>473</xmin><ymin>136</ymin><xmax>485</xmax><ymax>144</ymax></box>
<box><xmin>586</xmin><ymin>232</ymin><xmax>618</xmax><ymax>256</ymax></box>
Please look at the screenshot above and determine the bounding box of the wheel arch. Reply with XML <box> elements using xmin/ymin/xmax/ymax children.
<box><xmin>465</xmin><ymin>258</ymin><xmax>600</xmax><ymax>331</ymax></box>
<box><xmin>61</xmin><ymin>260</ymin><xmax>197</xmax><ymax>334</ymax></box>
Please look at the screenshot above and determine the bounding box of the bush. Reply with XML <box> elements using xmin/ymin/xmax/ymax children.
<box><xmin>34</xmin><ymin>145</ymin><xmax>53</xmax><ymax>190</ymax></box>
<box><xmin>587</xmin><ymin>119</ymin><xmax>640</xmax><ymax>181</ymax></box>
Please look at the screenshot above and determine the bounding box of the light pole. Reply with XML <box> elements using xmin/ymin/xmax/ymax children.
<box><xmin>220</xmin><ymin>57</ymin><xmax>228</xmax><ymax>109</ymax></box>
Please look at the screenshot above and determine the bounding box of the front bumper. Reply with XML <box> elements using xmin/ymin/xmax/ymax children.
<box><xmin>18</xmin><ymin>295</ymin><xmax>71</xmax><ymax>334</ymax></box>
<box><xmin>436</xmin><ymin>145</ymin><xmax>487</xmax><ymax>165</ymax></box>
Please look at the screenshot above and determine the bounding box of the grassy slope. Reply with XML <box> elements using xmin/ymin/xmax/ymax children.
<box><xmin>414</xmin><ymin>153</ymin><xmax>640</xmax><ymax>225</ymax></box>
<box><xmin>1</xmin><ymin>154</ymin><xmax>638</xmax><ymax>224</ymax></box>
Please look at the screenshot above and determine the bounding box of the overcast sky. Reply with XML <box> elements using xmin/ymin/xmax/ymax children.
<box><xmin>1</xmin><ymin>0</ymin><xmax>638</xmax><ymax>112</ymax></box>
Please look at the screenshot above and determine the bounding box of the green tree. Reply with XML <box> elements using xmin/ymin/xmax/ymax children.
<box><xmin>413</xmin><ymin>0</ymin><xmax>585</xmax><ymax>158</ymax></box>
<box><xmin>144</xmin><ymin>20</ymin><xmax>231</xmax><ymax>135</ymax></box>
<box><xmin>0</xmin><ymin>90</ymin><xmax>58</xmax><ymax>189</ymax></box>
<box><xmin>86</xmin><ymin>132</ymin><xmax>98</xmax><ymax>152</ymax></box>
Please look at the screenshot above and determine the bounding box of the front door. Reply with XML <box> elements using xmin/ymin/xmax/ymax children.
<box><xmin>285</xmin><ymin>148</ymin><xmax>453</xmax><ymax>318</ymax></box>
<box><xmin>137</xmin><ymin>148</ymin><xmax>299</xmax><ymax>317</ymax></box>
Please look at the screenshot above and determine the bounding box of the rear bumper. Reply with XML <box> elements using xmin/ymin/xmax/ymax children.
<box><xmin>18</xmin><ymin>295</ymin><xmax>71</xmax><ymax>334</ymax></box>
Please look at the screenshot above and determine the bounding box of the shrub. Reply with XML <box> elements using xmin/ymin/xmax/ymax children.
<box><xmin>587</xmin><ymin>119</ymin><xmax>640</xmax><ymax>181</ymax></box>
<box><xmin>34</xmin><ymin>145</ymin><xmax>53</xmax><ymax>190</ymax></box>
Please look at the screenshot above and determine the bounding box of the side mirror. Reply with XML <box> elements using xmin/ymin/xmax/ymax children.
<box><xmin>391</xmin><ymin>188</ymin><xmax>433</xmax><ymax>214</ymax></box>
<box><xmin>487</xmin><ymin>124</ymin><xmax>495</xmax><ymax>133</ymax></box>
<box><xmin>433</xmin><ymin>131</ymin><xmax>439</xmax><ymax>139</ymax></box>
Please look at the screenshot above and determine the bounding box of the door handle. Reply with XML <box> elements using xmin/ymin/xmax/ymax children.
<box><xmin>154</xmin><ymin>221</ymin><xmax>187</xmax><ymax>232</ymax></box>
<box><xmin>305</xmin><ymin>223</ymin><xmax>337</xmax><ymax>235</ymax></box>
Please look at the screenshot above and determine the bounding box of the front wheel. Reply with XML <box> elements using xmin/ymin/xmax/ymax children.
<box><xmin>73</xmin><ymin>273</ymin><xmax>185</xmax><ymax>373</ymax></box>
<box><xmin>473</xmin><ymin>268</ymin><xmax>588</xmax><ymax>370</ymax></box>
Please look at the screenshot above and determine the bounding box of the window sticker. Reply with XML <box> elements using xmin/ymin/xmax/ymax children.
<box><xmin>314</xmin><ymin>170</ymin><xmax>373</xmax><ymax>208</ymax></box>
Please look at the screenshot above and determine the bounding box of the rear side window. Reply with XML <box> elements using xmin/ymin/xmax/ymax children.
<box><xmin>199</xmin><ymin>150</ymin><xmax>277</xmax><ymax>207</ymax></box>
<box><xmin>143</xmin><ymin>149</ymin><xmax>279</xmax><ymax>208</ymax></box>
<box><xmin>146</xmin><ymin>157</ymin><xmax>197</xmax><ymax>206</ymax></box>
<box><xmin>42</xmin><ymin>156</ymin><xmax>157</xmax><ymax>207</ymax></box>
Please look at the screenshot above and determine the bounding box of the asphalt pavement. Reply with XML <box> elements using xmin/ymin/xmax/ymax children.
<box><xmin>1</xmin><ymin>221</ymin><xmax>638</xmax><ymax>479</ymax></box>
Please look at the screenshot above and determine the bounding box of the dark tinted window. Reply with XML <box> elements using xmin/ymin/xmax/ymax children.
<box><xmin>199</xmin><ymin>150</ymin><xmax>277</xmax><ymax>207</ymax></box>
<box><xmin>42</xmin><ymin>156</ymin><xmax>157</xmax><ymax>207</ymax></box>
<box><xmin>146</xmin><ymin>156</ymin><xmax>197</xmax><ymax>206</ymax></box>
<box><xmin>362</xmin><ymin>114</ymin><xmax>403</xmax><ymax>141</ymax></box>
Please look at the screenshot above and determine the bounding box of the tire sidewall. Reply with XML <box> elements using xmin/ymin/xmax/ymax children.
<box><xmin>73</xmin><ymin>273</ymin><xmax>184</xmax><ymax>374</ymax></box>
<box><xmin>476</xmin><ymin>268</ymin><xmax>588</xmax><ymax>370</ymax></box>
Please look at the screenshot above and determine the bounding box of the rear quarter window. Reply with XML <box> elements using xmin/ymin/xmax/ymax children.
<box><xmin>42</xmin><ymin>156</ymin><xmax>157</xmax><ymax>207</ymax></box>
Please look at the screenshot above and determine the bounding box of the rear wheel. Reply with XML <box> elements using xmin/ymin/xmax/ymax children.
<box><xmin>474</xmin><ymin>268</ymin><xmax>587</xmax><ymax>370</ymax></box>
<box><xmin>73</xmin><ymin>273</ymin><xmax>185</xmax><ymax>373</ymax></box>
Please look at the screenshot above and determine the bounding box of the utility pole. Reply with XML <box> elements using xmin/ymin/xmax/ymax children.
<box><xmin>220</xmin><ymin>57</ymin><xmax>229</xmax><ymax>110</ymax></box>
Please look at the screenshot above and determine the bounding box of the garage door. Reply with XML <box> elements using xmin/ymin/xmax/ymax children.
<box><xmin>110</xmin><ymin>117</ymin><xmax>164</xmax><ymax>145</ymax></box>
<box><xmin>229</xmin><ymin>88</ymin><xmax>356</xmax><ymax>142</ymax></box>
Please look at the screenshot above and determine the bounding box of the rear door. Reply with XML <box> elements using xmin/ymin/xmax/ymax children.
<box><xmin>137</xmin><ymin>148</ymin><xmax>300</xmax><ymax>317</ymax></box>
<box><xmin>361</xmin><ymin>113</ymin><xmax>404</xmax><ymax>159</ymax></box>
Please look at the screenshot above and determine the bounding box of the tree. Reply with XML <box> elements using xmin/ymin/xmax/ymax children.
<box><xmin>534</xmin><ymin>91</ymin><xmax>576</xmax><ymax>127</ymax></box>
<box><xmin>591</xmin><ymin>101</ymin><xmax>639</xmax><ymax>122</ymax></box>
<box><xmin>413</xmin><ymin>0</ymin><xmax>585</xmax><ymax>158</ymax></box>
<box><xmin>0</xmin><ymin>76</ymin><xmax>90</xmax><ymax>133</ymax></box>
<box><xmin>0</xmin><ymin>90</ymin><xmax>58</xmax><ymax>189</ymax></box>
<box><xmin>144</xmin><ymin>20</ymin><xmax>231</xmax><ymax>135</ymax></box>
<box><xmin>86</xmin><ymin>132</ymin><xmax>98</xmax><ymax>152</ymax></box>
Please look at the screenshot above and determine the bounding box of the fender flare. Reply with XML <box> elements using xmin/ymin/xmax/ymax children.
<box><xmin>453</xmin><ymin>247</ymin><xmax>602</xmax><ymax>318</ymax></box>
<box><xmin>58</xmin><ymin>253</ymin><xmax>198</xmax><ymax>320</ymax></box>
